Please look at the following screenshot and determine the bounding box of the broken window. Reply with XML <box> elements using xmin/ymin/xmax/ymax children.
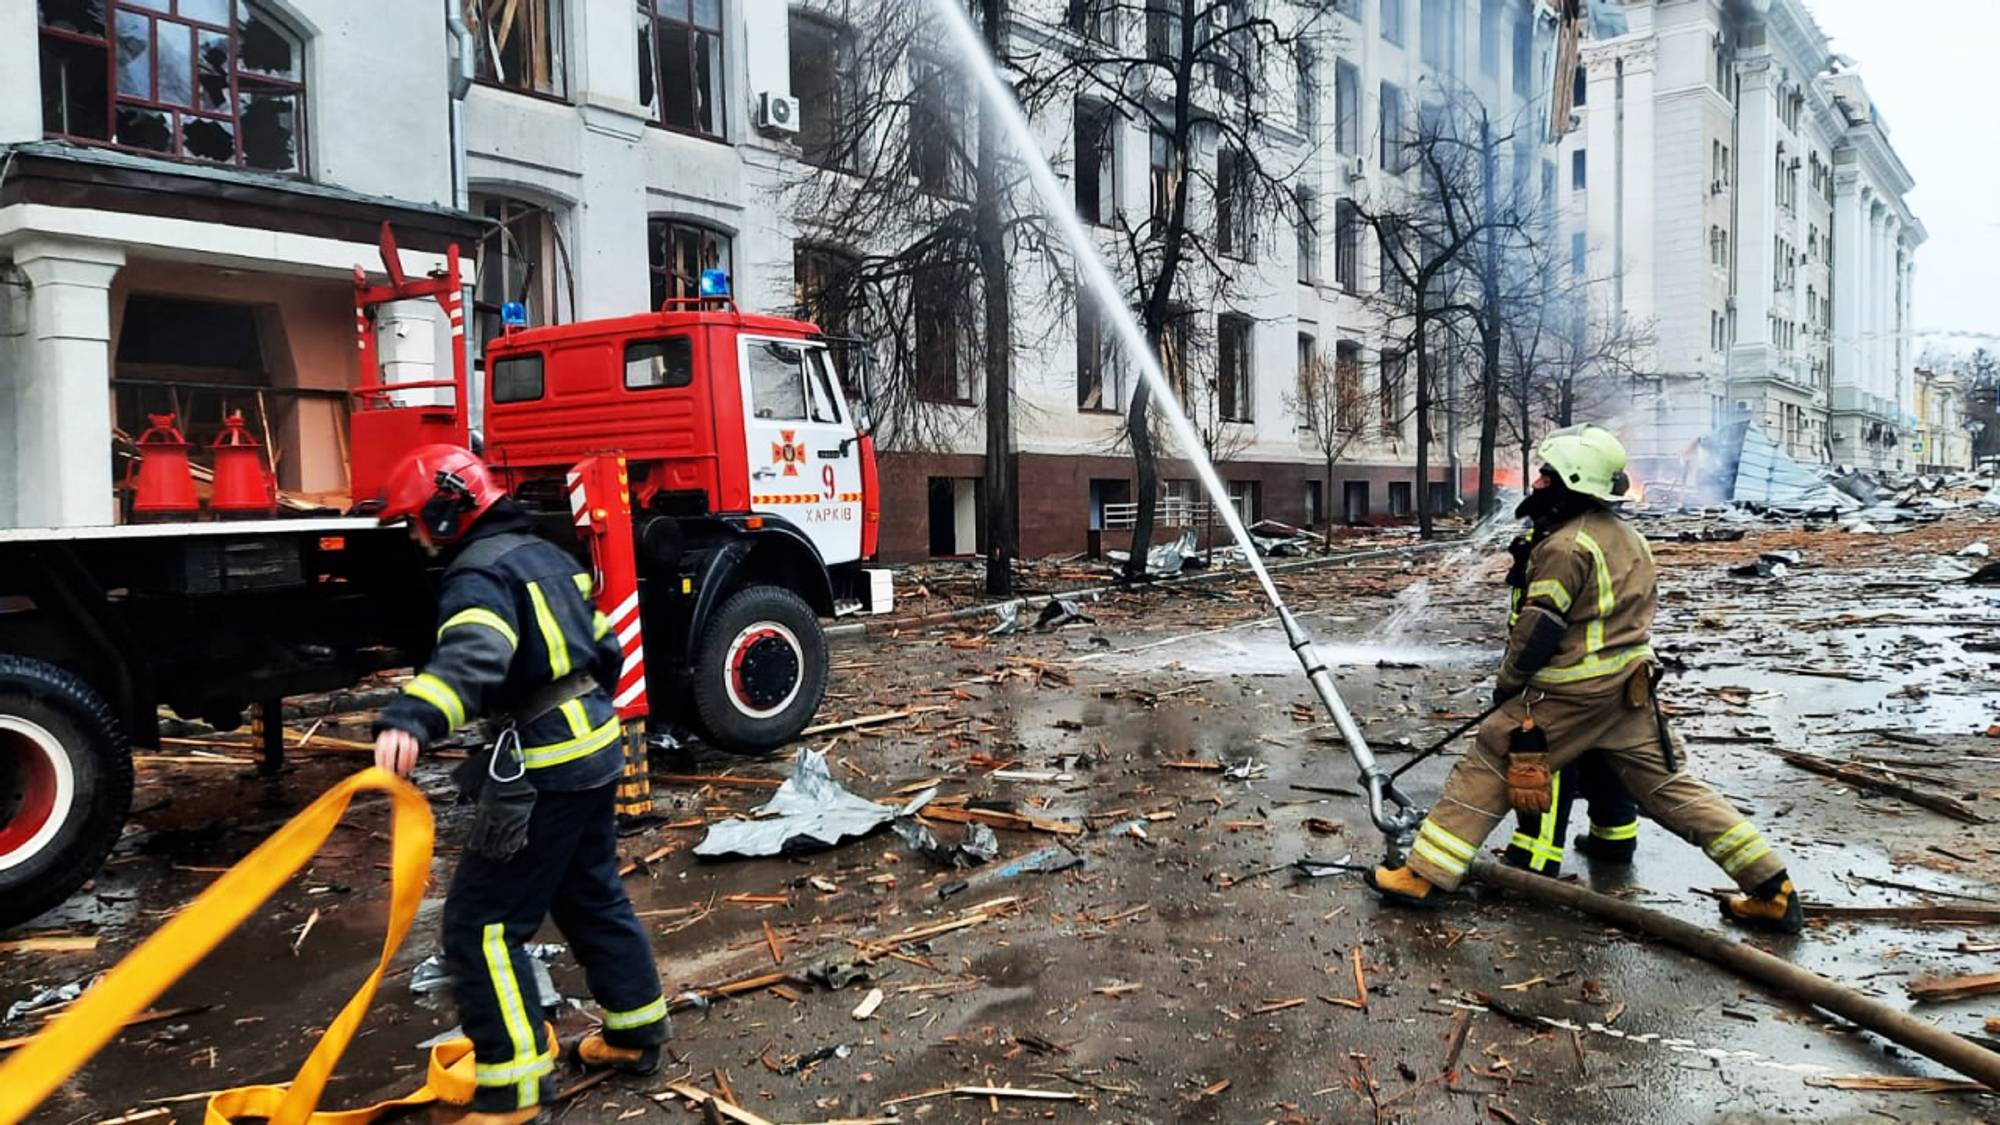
<box><xmin>791</xmin><ymin>13</ymin><xmax>854</xmax><ymax>171</ymax></box>
<box><xmin>1146</xmin><ymin>0</ymin><xmax>1180</xmax><ymax>64</ymax></box>
<box><xmin>1379</xmin><ymin>348</ymin><xmax>1405</xmax><ymax>435</ymax></box>
<box><xmin>1335</xmin><ymin>340</ymin><xmax>1362</xmax><ymax>432</ymax></box>
<box><xmin>1077</xmin><ymin>298</ymin><xmax>1121</xmax><ymax>412</ymax></box>
<box><xmin>1149</xmin><ymin>128</ymin><xmax>1178</xmax><ymax>225</ymax></box>
<box><xmin>639</xmin><ymin>0</ymin><xmax>723</xmax><ymax>138</ymax></box>
<box><xmin>1218</xmin><ymin>314</ymin><xmax>1253</xmax><ymax>422</ymax></box>
<box><xmin>1074</xmin><ymin>98</ymin><xmax>1116</xmax><ymax>226</ymax></box>
<box><xmin>793</xmin><ymin>243</ymin><xmax>861</xmax><ymax>390</ymax></box>
<box><xmin>910</xmin><ymin>53</ymin><xmax>971</xmax><ymax>199</ymax></box>
<box><xmin>472</xmin><ymin>194</ymin><xmax>566</xmax><ymax>361</ymax></box>
<box><xmin>646</xmin><ymin>217</ymin><xmax>732</xmax><ymax>308</ymax></box>
<box><xmin>38</xmin><ymin>0</ymin><xmax>306</xmax><ymax>172</ymax></box>
<box><xmin>1379</xmin><ymin>81</ymin><xmax>1405</xmax><ymax>172</ymax></box>
<box><xmin>913</xmin><ymin>263</ymin><xmax>971</xmax><ymax>404</ymax></box>
<box><xmin>1335</xmin><ymin>200</ymin><xmax>1361</xmax><ymax>292</ymax></box>
<box><xmin>1215</xmin><ymin>146</ymin><xmax>1253</xmax><ymax>262</ymax></box>
<box><xmin>465</xmin><ymin>0</ymin><xmax>565</xmax><ymax>98</ymax></box>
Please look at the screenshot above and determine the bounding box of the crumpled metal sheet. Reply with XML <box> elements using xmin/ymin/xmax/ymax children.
<box><xmin>893</xmin><ymin>819</ymin><xmax>1000</xmax><ymax>868</ymax></box>
<box><xmin>694</xmin><ymin>748</ymin><xmax>935</xmax><ymax>859</ymax></box>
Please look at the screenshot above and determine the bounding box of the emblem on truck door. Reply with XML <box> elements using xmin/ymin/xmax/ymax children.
<box><xmin>771</xmin><ymin>431</ymin><xmax>807</xmax><ymax>477</ymax></box>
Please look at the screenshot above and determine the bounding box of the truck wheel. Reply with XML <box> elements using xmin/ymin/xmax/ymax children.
<box><xmin>691</xmin><ymin>586</ymin><xmax>828</xmax><ymax>754</ymax></box>
<box><xmin>0</xmin><ymin>657</ymin><xmax>133</xmax><ymax>930</ymax></box>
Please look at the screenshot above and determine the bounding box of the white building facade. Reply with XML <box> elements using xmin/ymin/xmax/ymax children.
<box><xmin>1566</xmin><ymin>0</ymin><xmax>1922</xmax><ymax>480</ymax></box>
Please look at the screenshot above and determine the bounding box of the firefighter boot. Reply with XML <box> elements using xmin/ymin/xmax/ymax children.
<box><xmin>1721</xmin><ymin>872</ymin><xmax>1805</xmax><ymax>935</ymax></box>
<box><xmin>574</xmin><ymin>1031</ymin><xmax>663</xmax><ymax>1077</ymax></box>
<box><xmin>1365</xmin><ymin>865</ymin><xmax>1442</xmax><ymax>909</ymax></box>
<box><xmin>1572</xmin><ymin>823</ymin><xmax>1638</xmax><ymax>864</ymax></box>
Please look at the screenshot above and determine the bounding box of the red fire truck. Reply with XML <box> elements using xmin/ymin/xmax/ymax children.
<box><xmin>0</xmin><ymin>227</ymin><xmax>883</xmax><ymax>928</ymax></box>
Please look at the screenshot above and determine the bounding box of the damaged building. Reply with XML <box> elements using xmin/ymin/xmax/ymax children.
<box><xmin>1565</xmin><ymin>0</ymin><xmax>1923</xmax><ymax>481</ymax></box>
<box><xmin>3</xmin><ymin>0</ymin><xmax>480</xmax><ymax>530</ymax></box>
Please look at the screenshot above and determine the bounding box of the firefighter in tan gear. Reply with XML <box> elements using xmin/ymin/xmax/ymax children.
<box><xmin>1368</xmin><ymin>425</ymin><xmax>1805</xmax><ymax>933</ymax></box>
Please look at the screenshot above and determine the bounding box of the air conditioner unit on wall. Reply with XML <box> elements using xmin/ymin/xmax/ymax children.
<box><xmin>1710</xmin><ymin>179</ymin><xmax>1727</xmax><ymax>195</ymax></box>
<box><xmin>757</xmin><ymin>92</ymin><xmax>800</xmax><ymax>135</ymax></box>
<box><xmin>1341</xmin><ymin>155</ymin><xmax>1365</xmax><ymax>182</ymax></box>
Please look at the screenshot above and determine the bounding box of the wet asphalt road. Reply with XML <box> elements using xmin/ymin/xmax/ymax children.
<box><xmin>6</xmin><ymin>513</ymin><xmax>2000</xmax><ymax>1123</ymax></box>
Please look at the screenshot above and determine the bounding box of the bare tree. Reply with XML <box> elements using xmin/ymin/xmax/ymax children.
<box><xmin>1285</xmin><ymin>341</ymin><xmax>1375</xmax><ymax>534</ymax></box>
<box><xmin>1498</xmin><ymin>280</ymin><xmax>1655</xmax><ymax>486</ymax></box>
<box><xmin>1018</xmin><ymin>0</ymin><xmax>1316</xmax><ymax>580</ymax></box>
<box><xmin>782</xmin><ymin>0</ymin><xmax>1063</xmax><ymax>595</ymax></box>
<box><xmin>1353</xmin><ymin>91</ymin><xmax>1536</xmax><ymax>538</ymax></box>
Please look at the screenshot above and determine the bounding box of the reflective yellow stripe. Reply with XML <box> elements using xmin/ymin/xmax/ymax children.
<box><xmin>1590</xmin><ymin>820</ymin><xmax>1640</xmax><ymax>841</ymax></box>
<box><xmin>480</xmin><ymin>923</ymin><xmax>546</xmax><ymax>1107</ymax></box>
<box><xmin>593</xmin><ymin>611</ymin><xmax>612</xmax><ymax>640</ymax></box>
<box><xmin>1714</xmin><ymin>825</ymin><xmax>1770</xmax><ymax>874</ymax></box>
<box><xmin>1705</xmin><ymin>821</ymin><xmax>1756</xmax><ymax>861</ymax></box>
<box><xmin>1722</xmin><ymin>841</ymin><xmax>1774</xmax><ymax>876</ymax></box>
<box><xmin>559</xmin><ymin>698</ymin><xmax>591</xmax><ymax>739</ymax></box>
<box><xmin>521</xmin><ymin>714</ymin><xmax>621</xmax><ymax>770</ymax></box>
<box><xmin>573</xmin><ymin>572</ymin><xmax>594</xmax><ymax>597</ymax></box>
<box><xmin>526</xmin><ymin>581</ymin><xmax>571</xmax><ymax>679</ymax></box>
<box><xmin>603</xmin><ymin>996</ymin><xmax>667</xmax><ymax>1030</ymax></box>
<box><xmin>403</xmin><ymin>672</ymin><xmax>466</xmax><ymax>731</ymax></box>
<box><xmin>1412</xmin><ymin>838</ymin><xmax>1468</xmax><ymax>876</ymax></box>
<box><xmin>1531</xmin><ymin>644</ymin><xmax>1654</xmax><ymax>686</ymax></box>
<box><xmin>1574</xmin><ymin>530</ymin><xmax>1615</xmax><ymax>656</ymax></box>
<box><xmin>439</xmin><ymin>607</ymin><xmax>518</xmax><ymax>649</ymax></box>
<box><xmin>1525</xmin><ymin>579</ymin><xmax>1573</xmax><ymax>613</ymax></box>
<box><xmin>1418</xmin><ymin>820</ymin><xmax>1477</xmax><ymax>861</ymax></box>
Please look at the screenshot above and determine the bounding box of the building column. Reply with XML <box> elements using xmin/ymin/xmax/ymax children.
<box><xmin>1830</xmin><ymin>173</ymin><xmax>1862</xmax><ymax>402</ymax></box>
<box><xmin>8</xmin><ymin>237</ymin><xmax>126</xmax><ymax>529</ymax></box>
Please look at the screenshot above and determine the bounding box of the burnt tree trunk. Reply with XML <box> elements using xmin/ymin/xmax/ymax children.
<box><xmin>1476</xmin><ymin>116</ymin><xmax>1502</xmax><ymax>520</ymax></box>
<box><xmin>975</xmin><ymin>0</ymin><xmax>1016</xmax><ymax>597</ymax></box>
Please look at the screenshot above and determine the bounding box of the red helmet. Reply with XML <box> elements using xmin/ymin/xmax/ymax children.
<box><xmin>374</xmin><ymin>444</ymin><xmax>505</xmax><ymax>543</ymax></box>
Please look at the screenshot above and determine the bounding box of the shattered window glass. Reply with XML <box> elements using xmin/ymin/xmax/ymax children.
<box><xmin>642</xmin><ymin>0</ymin><xmax>725</xmax><ymax>138</ymax></box>
<box><xmin>38</xmin><ymin>0</ymin><xmax>308</xmax><ymax>172</ymax></box>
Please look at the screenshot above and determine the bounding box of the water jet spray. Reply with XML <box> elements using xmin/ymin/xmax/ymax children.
<box><xmin>926</xmin><ymin>0</ymin><xmax>1421</xmax><ymax>848</ymax></box>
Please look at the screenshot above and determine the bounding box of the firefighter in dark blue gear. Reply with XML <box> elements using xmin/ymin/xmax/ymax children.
<box><xmin>370</xmin><ymin>445</ymin><xmax>667</xmax><ymax>1125</ymax></box>
<box><xmin>1495</xmin><ymin>528</ymin><xmax>1643</xmax><ymax>879</ymax></box>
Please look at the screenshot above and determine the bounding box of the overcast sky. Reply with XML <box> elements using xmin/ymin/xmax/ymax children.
<box><xmin>1803</xmin><ymin>0</ymin><xmax>2000</xmax><ymax>356</ymax></box>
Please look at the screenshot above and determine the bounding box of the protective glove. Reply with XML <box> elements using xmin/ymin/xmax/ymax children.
<box><xmin>1492</xmin><ymin>679</ymin><xmax>1523</xmax><ymax>708</ymax></box>
<box><xmin>1505</xmin><ymin>752</ymin><xmax>1553</xmax><ymax>814</ymax></box>
<box><xmin>468</xmin><ymin>769</ymin><xmax>536</xmax><ymax>862</ymax></box>
<box><xmin>1505</xmin><ymin>716</ymin><xmax>1552</xmax><ymax>813</ymax></box>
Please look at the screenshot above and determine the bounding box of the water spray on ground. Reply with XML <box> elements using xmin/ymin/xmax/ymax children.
<box><xmin>926</xmin><ymin>0</ymin><xmax>1421</xmax><ymax>839</ymax></box>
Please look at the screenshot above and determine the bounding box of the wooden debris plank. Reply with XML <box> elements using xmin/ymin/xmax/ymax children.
<box><xmin>1768</xmin><ymin>747</ymin><xmax>1988</xmax><ymax>824</ymax></box>
<box><xmin>916</xmin><ymin>805</ymin><xmax>1083</xmax><ymax>836</ymax></box>
<box><xmin>0</xmin><ymin>935</ymin><xmax>99</xmax><ymax>955</ymax></box>
<box><xmin>1906</xmin><ymin>971</ymin><xmax>2000</xmax><ymax>1003</ymax></box>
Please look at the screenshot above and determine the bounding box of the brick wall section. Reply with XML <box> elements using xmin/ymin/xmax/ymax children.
<box><xmin>875</xmin><ymin>450</ymin><xmax>1469</xmax><ymax>563</ymax></box>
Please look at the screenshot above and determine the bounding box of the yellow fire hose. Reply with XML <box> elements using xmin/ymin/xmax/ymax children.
<box><xmin>0</xmin><ymin>769</ymin><xmax>489</xmax><ymax>1125</ymax></box>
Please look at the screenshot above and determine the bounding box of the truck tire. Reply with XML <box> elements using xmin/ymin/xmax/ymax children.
<box><xmin>0</xmin><ymin>657</ymin><xmax>133</xmax><ymax>930</ymax></box>
<box><xmin>690</xmin><ymin>586</ymin><xmax>828</xmax><ymax>754</ymax></box>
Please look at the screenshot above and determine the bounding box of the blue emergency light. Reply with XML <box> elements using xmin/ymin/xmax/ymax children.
<box><xmin>500</xmin><ymin>301</ymin><xmax>528</xmax><ymax>329</ymax></box>
<box><xmin>699</xmin><ymin>269</ymin><xmax>732</xmax><ymax>299</ymax></box>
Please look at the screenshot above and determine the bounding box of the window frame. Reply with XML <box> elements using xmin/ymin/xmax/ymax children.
<box><xmin>469</xmin><ymin>0</ymin><xmax>567</xmax><ymax>101</ymax></box>
<box><xmin>1335</xmin><ymin>200</ymin><xmax>1361</xmax><ymax>293</ymax></box>
<box><xmin>1334</xmin><ymin>339</ymin><xmax>1363</xmax><ymax>433</ymax></box>
<box><xmin>1378</xmin><ymin>349</ymin><xmax>1405</xmax><ymax>436</ymax></box>
<box><xmin>910</xmin><ymin>51</ymin><xmax>971</xmax><ymax>200</ymax></box>
<box><xmin>623</xmin><ymin>335</ymin><xmax>695</xmax><ymax>391</ymax></box>
<box><xmin>914</xmin><ymin>265</ymin><xmax>972</xmax><ymax>405</ymax></box>
<box><xmin>1074</xmin><ymin>97</ymin><xmax>1117</xmax><ymax>226</ymax></box>
<box><xmin>1217</xmin><ymin>314</ymin><xmax>1254</xmax><ymax>423</ymax></box>
<box><xmin>639</xmin><ymin>0</ymin><xmax>726</xmax><ymax>141</ymax></box>
<box><xmin>37</xmin><ymin>0</ymin><xmax>310</xmax><ymax>174</ymax></box>
<box><xmin>1380</xmin><ymin>0</ymin><xmax>1404</xmax><ymax>46</ymax></box>
<box><xmin>790</xmin><ymin>11</ymin><xmax>856</xmax><ymax>171</ymax></box>
<box><xmin>1333</xmin><ymin>58</ymin><xmax>1360</xmax><ymax>155</ymax></box>
<box><xmin>1379</xmin><ymin>81</ymin><xmax>1405</xmax><ymax>172</ymax></box>
<box><xmin>646</xmin><ymin>216</ymin><xmax>733</xmax><ymax>309</ymax></box>
<box><xmin>1076</xmin><ymin>298</ymin><xmax>1122</xmax><ymax>413</ymax></box>
<box><xmin>1215</xmin><ymin>146</ymin><xmax>1254</xmax><ymax>263</ymax></box>
<box><xmin>491</xmin><ymin>351</ymin><xmax>547</xmax><ymax>404</ymax></box>
<box><xmin>1294</xmin><ymin>185</ymin><xmax>1317</xmax><ymax>286</ymax></box>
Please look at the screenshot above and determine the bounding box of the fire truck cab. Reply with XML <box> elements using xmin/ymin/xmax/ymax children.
<box><xmin>450</xmin><ymin>295</ymin><xmax>882</xmax><ymax>750</ymax></box>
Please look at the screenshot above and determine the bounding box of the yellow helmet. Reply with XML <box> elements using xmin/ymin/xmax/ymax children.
<box><xmin>1537</xmin><ymin>424</ymin><xmax>1630</xmax><ymax>503</ymax></box>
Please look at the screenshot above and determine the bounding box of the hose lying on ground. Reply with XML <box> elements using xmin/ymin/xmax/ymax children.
<box><xmin>1469</xmin><ymin>855</ymin><xmax>2000</xmax><ymax>1090</ymax></box>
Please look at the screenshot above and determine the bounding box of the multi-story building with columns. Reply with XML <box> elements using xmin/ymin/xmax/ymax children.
<box><xmin>3</xmin><ymin>0</ymin><xmax>1566</xmax><ymax>560</ymax></box>
<box><xmin>1562</xmin><ymin>0</ymin><xmax>1922</xmax><ymax>479</ymax></box>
